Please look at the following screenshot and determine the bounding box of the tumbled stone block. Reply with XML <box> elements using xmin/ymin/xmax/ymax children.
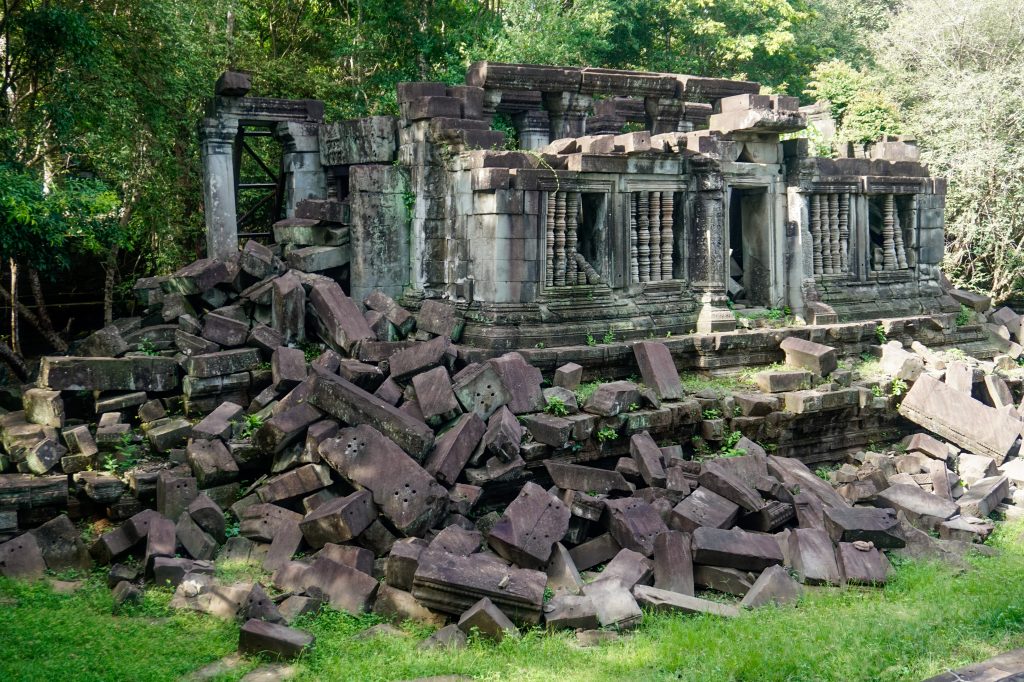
<box><xmin>488</xmin><ymin>352</ymin><xmax>544</xmax><ymax>414</ymax></box>
<box><xmin>669</xmin><ymin>487</ymin><xmax>740</xmax><ymax>533</ymax></box>
<box><xmin>309</xmin><ymin>280</ymin><xmax>374</xmax><ymax>354</ymax></box>
<box><xmin>186</xmin><ymin>439</ymin><xmax>239</xmax><ymax>488</ymax></box>
<box><xmin>837</xmin><ymin>541</ymin><xmax>891</xmax><ymax>585</ymax></box>
<box><xmin>424</xmin><ymin>413</ymin><xmax>485</xmax><ymax>485</ymax></box>
<box><xmin>319</xmin><ymin>425</ymin><xmax>447</xmax><ymax>536</ymax></box>
<box><xmin>303</xmin><ymin>556</ymin><xmax>380</xmax><ymax>613</ymax></box>
<box><xmin>633</xmin><ymin>341</ymin><xmax>683</xmax><ymax>399</ymax></box>
<box><xmin>238</xmin><ymin>619</ymin><xmax>314</xmax><ymax>660</ymax></box>
<box><xmin>584</xmin><ymin>381</ymin><xmax>641</xmax><ymax>417</ymax></box>
<box><xmin>779</xmin><ymin>337</ymin><xmax>837</xmax><ymax>376</ymax></box>
<box><xmin>788</xmin><ymin>528</ymin><xmax>841</xmax><ymax>585</ymax></box>
<box><xmin>488</xmin><ymin>482</ymin><xmax>570</xmax><ymax>569</ymax></box>
<box><xmin>692</xmin><ymin>527</ymin><xmax>783</xmax><ymax>571</ymax></box>
<box><xmin>739</xmin><ymin>564</ymin><xmax>802</xmax><ymax>608</ymax></box>
<box><xmin>634</xmin><ymin>584</ymin><xmax>740</xmax><ymax>617</ymax></box>
<box><xmin>823</xmin><ymin>506</ymin><xmax>905</xmax><ymax>549</ymax></box>
<box><xmin>544</xmin><ymin>461</ymin><xmax>631</xmax><ymax>495</ymax></box>
<box><xmin>40</xmin><ymin>356</ymin><xmax>179</xmax><ymax>392</ymax></box>
<box><xmin>299</xmin><ymin>490</ymin><xmax>377</xmax><ymax>548</ymax></box>
<box><xmin>604</xmin><ymin>497</ymin><xmax>668</xmax><ymax>557</ymax></box>
<box><xmin>873</xmin><ymin>484</ymin><xmax>958</xmax><ymax>531</ymax></box>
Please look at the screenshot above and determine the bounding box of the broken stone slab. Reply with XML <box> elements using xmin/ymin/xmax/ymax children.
<box><xmin>309</xmin><ymin>280</ymin><xmax>374</xmax><ymax>354</ymax></box>
<box><xmin>270</xmin><ymin>347</ymin><xmax>307</xmax><ymax>393</ymax></box>
<box><xmin>417</xmin><ymin>299</ymin><xmax>464</xmax><ymax>341</ymax></box>
<box><xmin>944</xmin><ymin>361</ymin><xmax>980</xmax><ymax>394</ymax></box>
<box><xmin>24</xmin><ymin>438</ymin><xmax>66</xmax><ymax>475</ymax></box>
<box><xmin>487</xmin><ymin>352</ymin><xmax>544</xmax><ymax>415</ymax></box>
<box><xmin>788</xmin><ymin>528</ymin><xmax>841</xmax><ymax>585</ymax></box>
<box><xmin>188</xmin><ymin>494</ymin><xmax>226</xmax><ymax>543</ymax></box>
<box><xmin>0</xmin><ymin>532</ymin><xmax>46</xmax><ymax>579</ymax></box>
<box><xmin>582</xmin><ymin>578</ymin><xmax>643</xmax><ymax>630</ymax></box>
<box><xmin>740</xmin><ymin>564</ymin><xmax>802</xmax><ymax>608</ymax></box>
<box><xmin>482</xmin><ymin>406</ymin><xmax>522</xmax><ymax>463</ymax></box>
<box><xmin>412</xmin><ymin>366</ymin><xmax>462</xmax><ymax>425</ymax></box>
<box><xmin>23</xmin><ymin>388</ymin><xmax>65</xmax><ymax>428</ymax></box>
<box><xmin>779</xmin><ymin>337</ymin><xmax>837</xmax><ymax>376</ymax></box>
<box><xmin>487</xmin><ymin>482</ymin><xmax>570</xmax><ymax>569</ymax></box>
<box><xmin>691</xmin><ymin>527</ymin><xmax>783</xmax><ymax>571</ymax></box>
<box><xmin>389</xmin><ymin>336</ymin><xmax>451</xmax><ymax>383</ymax></box>
<box><xmin>878</xmin><ymin>342</ymin><xmax>925</xmax><ymax>382</ymax></box>
<box><xmin>0</xmin><ymin>473</ymin><xmax>68</xmax><ymax>510</ymax></box>
<box><xmin>72</xmin><ymin>471</ymin><xmax>124</xmax><ymax>504</ymax></box>
<box><xmin>30</xmin><ymin>514</ymin><xmax>91</xmax><ymax>571</ymax></box>
<box><xmin>520</xmin><ymin>413</ymin><xmax>572</xmax><ymax>448</ymax></box>
<box><xmin>146</xmin><ymin>418</ymin><xmax>192</xmax><ymax>453</ymax></box>
<box><xmin>186</xmin><ymin>348</ymin><xmax>261</xmax><ymax>379</ymax></box>
<box><xmin>458</xmin><ymin>596</ymin><xmax>520</xmax><ymax>642</ymax></box>
<box><xmin>451</xmin><ymin>362</ymin><xmax>512</xmax><ymax>420</ymax></box>
<box><xmin>309</xmin><ymin>371</ymin><xmax>435</xmax><ymax>460</ymax></box>
<box><xmin>373</xmin><ymin>584</ymin><xmax>445</xmax><ymax>627</ymax></box>
<box><xmin>545</xmin><ymin>542</ymin><xmax>584</xmax><ymax>596</ymax></box>
<box><xmin>568</xmin><ymin>533</ymin><xmax>620</xmax><ymax>571</ymax></box>
<box><xmin>186</xmin><ymin>439</ymin><xmax>239</xmax><ymax>488</ymax></box>
<box><xmin>755</xmin><ymin>370</ymin><xmax>811</xmax><ymax>393</ymax></box>
<box><xmin>898</xmin><ymin>374</ymin><xmax>1020</xmax><ymax>464</ymax></box>
<box><xmin>698</xmin><ymin>459</ymin><xmax>765</xmax><ymax>513</ymax></box>
<box><xmin>873</xmin><ymin>484</ymin><xmax>958</xmax><ymax>531</ymax></box>
<box><xmin>584</xmin><ymin>381</ymin><xmax>641</xmax><ymax>417</ymax></box>
<box><xmin>364</xmin><ymin>291</ymin><xmax>415</xmax><ymax>336</ymax></box>
<box><xmin>630</xmin><ymin>431</ymin><xmax>667</xmax><ymax>488</ymax></box>
<box><xmin>823</xmin><ymin>506</ymin><xmax>905</xmax><ymax>549</ymax></box>
<box><xmin>544</xmin><ymin>594</ymin><xmax>599</xmax><ymax>630</ymax></box>
<box><xmin>319</xmin><ymin>424</ymin><xmax>447</xmax><ymax>536</ymax></box>
<box><xmin>241</xmin><ymin>582</ymin><xmax>285</xmax><ymax>624</ymax></box>
<box><xmin>544</xmin><ymin>461</ymin><xmax>632</xmax><ymax>495</ymax></box>
<box><xmin>386</xmin><ymin>537</ymin><xmax>429</xmax><ymax>591</ymax></box>
<box><xmin>554</xmin><ymin>362</ymin><xmax>583</xmax><ymax>390</ymax></box>
<box><xmin>257</xmin><ymin>464</ymin><xmax>333</xmax><ymax>504</ymax></box>
<box><xmin>157</xmin><ymin>473</ymin><xmax>199</xmax><ymax>520</ymax></box>
<box><xmin>767</xmin><ymin>455</ymin><xmax>850</xmax><ymax>510</ymax></box>
<box><xmin>958</xmin><ymin>475</ymin><xmax>1010</xmax><ymax>518</ymax></box>
<box><xmin>164</xmin><ymin>258</ymin><xmax>230</xmax><ymax>295</ymax></box>
<box><xmin>948</xmin><ymin>288</ymin><xmax>990</xmax><ymax>312</ymax></box>
<box><xmin>633</xmin><ymin>584</ymin><xmax>740</xmax><ymax>617</ymax></box>
<box><xmin>254</xmin><ymin>403</ymin><xmax>322</xmax><ymax>455</ymax></box>
<box><xmin>299</xmin><ymin>490</ymin><xmax>377</xmax><ymax>548</ymax></box>
<box><xmin>144</xmin><ymin>515</ymin><xmax>177</xmax><ymax>572</ymax></box>
<box><xmin>40</xmin><ymin>356</ymin><xmax>180</xmax><ymax>392</ymax></box>
<box><xmin>202</xmin><ymin>313</ymin><xmax>250</xmax><ymax>347</ymax></box>
<box><xmin>669</xmin><ymin>487</ymin><xmax>740</xmax><ymax>533</ymax></box>
<box><xmin>424</xmin><ymin>413</ymin><xmax>486</xmax><ymax>486</ymax></box>
<box><xmin>984</xmin><ymin>374</ymin><xmax>1015</xmax><ymax>410</ymax></box>
<box><xmin>905</xmin><ymin>433</ymin><xmax>951</xmax><ymax>461</ymax></box>
<box><xmin>176</xmin><ymin>511</ymin><xmax>218</xmax><ymax>560</ymax></box>
<box><xmin>939</xmin><ymin>516</ymin><xmax>995</xmax><ymax>543</ymax></box>
<box><xmin>593</xmin><ymin>548</ymin><xmax>653</xmax><ymax>589</ymax></box>
<box><xmin>411</xmin><ymin>549</ymin><xmax>546</xmax><ymax>624</ymax></box>
<box><xmin>653</xmin><ymin>530</ymin><xmax>694</xmax><ymax>596</ymax></box>
<box><xmin>632</xmin><ymin>341</ymin><xmax>683</xmax><ymax>400</ymax></box>
<box><xmin>837</xmin><ymin>541</ymin><xmax>891</xmax><ymax>585</ymax></box>
<box><xmin>303</xmin><ymin>556</ymin><xmax>380</xmax><ymax>613</ymax></box>
<box><xmin>604</xmin><ymin>497</ymin><xmax>668</xmax><ymax>557</ymax></box>
<box><xmin>271</xmin><ymin>272</ymin><xmax>306</xmax><ymax>344</ymax></box>
<box><xmin>693</xmin><ymin>565</ymin><xmax>756</xmax><ymax>596</ymax></box>
<box><xmin>418</xmin><ymin>624</ymin><xmax>469</xmax><ymax>651</ymax></box>
<box><xmin>238</xmin><ymin>619</ymin><xmax>315</xmax><ymax>660</ymax></box>
<box><xmin>240</xmin><ymin>504</ymin><xmax>303</xmax><ymax>543</ymax></box>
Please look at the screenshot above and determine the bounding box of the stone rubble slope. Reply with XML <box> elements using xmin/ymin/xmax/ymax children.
<box><xmin>0</xmin><ymin>250</ymin><xmax>1022</xmax><ymax>657</ymax></box>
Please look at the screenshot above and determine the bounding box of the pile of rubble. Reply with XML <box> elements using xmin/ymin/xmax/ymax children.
<box><xmin>0</xmin><ymin>250</ymin><xmax>1022</xmax><ymax>659</ymax></box>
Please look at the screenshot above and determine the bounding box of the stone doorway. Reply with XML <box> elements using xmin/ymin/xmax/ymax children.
<box><xmin>728</xmin><ymin>186</ymin><xmax>773</xmax><ymax>307</ymax></box>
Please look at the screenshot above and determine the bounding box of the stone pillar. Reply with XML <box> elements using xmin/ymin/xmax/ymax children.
<box><xmin>543</xmin><ymin>92</ymin><xmax>593</xmax><ymax>140</ymax></box>
<box><xmin>200</xmin><ymin>116</ymin><xmax>240</xmax><ymax>261</ymax></box>
<box><xmin>276</xmin><ymin>121</ymin><xmax>326</xmax><ymax>218</ymax></box>
<box><xmin>688</xmin><ymin>161</ymin><xmax>735</xmax><ymax>332</ymax></box>
<box><xmin>644</xmin><ymin>97</ymin><xmax>684</xmax><ymax>134</ymax></box>
<box><xmin>512</xmin><ymin>110</ymin><xmax>551</xmax><ymax>150</ymax></box>
<box><xmin>482</xmin><ymin>89</ymin><xmax>503</xmax><ymax>126</ymax></box>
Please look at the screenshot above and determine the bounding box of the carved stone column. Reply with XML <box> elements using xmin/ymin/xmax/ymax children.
<box><xmin>630</xmin><ymin>193</ymin><xmax>639</xmax><ymax>284</ymax></box>
<box><xmin>545</xmin><ymin>192</ymin><xmax>556</xmax><ymax>287</ymax></box>
<box><xmin>544</xmin><ymin>92</ymin><xmax>593</xmax><ymax>140</ymax></box>
<box><xmin>644</xmin><ymin>97</ymin><xmax>684</xmax><ymax>134</ymax></box>
<box><xmin>689</xmin><ymin>160</ymin><xmax>735</xmax><ymax>332</ymax></box>
<box><xmin>512</xmin><ymin>110</ymin><xmax>551</xmax><ymax>150</ymax></box>
<box><xmin>661</xmin><ymin>192</ymin><xmax>674</xmax><ymax>280</ymax></box>
<box><xmin>649</xmin><ymin>192</ymin><xmax>662</xmax><ymax>281</ymax></box>
<box><xmin>566</xmin><ymin>191</ymin><xmax>580</xmax><ymax>284</ymax></box>
<box><xmin>200</xmin><ymin>116</ymin><xmax>240</xmax><ymax>261</ymax></box>
<box><xmin>554</xmin><ymin>191</ymin><xmax>567</xmax><ymax>286</ymax></box>
<box><xmin>810</xmin><ymin>194</ymin><xmax>822</xmax><ymax>276</ymax></box>
<box><xmin>637</xmin><ymin>192</ymin><xmax>651</xmax><ymax>282</ymax></box>
<box><xmin>883</xmin><ymin>194</ymin><xmax>897</xmax><ymax>270</ymax></box>
<box><xmin>838</xmin><ymin>193</ymin><xmax>850</xmax><ymax>273</ymax></box>
<box><xmin>481</xmin><ymin>89</ymin><xmax>503</xmax><ymax>126</ymax></box>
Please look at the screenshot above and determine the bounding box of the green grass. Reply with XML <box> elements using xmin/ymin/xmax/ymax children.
<box><xmin>3</xmin><ymin>521</ymin><xmax>1024</xmax><ymax>681</ymax></box>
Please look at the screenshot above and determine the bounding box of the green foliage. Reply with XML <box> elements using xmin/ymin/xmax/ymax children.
<box><xmin>299</xmin><ymin>342</ymin><xmax>322</xmax><ymax>363</ymax></box>
<box><xmin>702</xmin><ymin>408</ymin><xmax>723</xmax><ymax>420</ymax></box>
<box><xmin>956</xmin><ymin>305</ymin><xmax>973</xmax><ymax>327</ymax></box>
<box><xmin>890</xmin><ymin>378</ymin><xmax>908</xmax><ymax>397</ymax></box>
<box><xmin>875</xmin><ymin>324</ymin><xmax>887</xmax><ymax>344</ymax></box>
<box><xmin>239</xmin><ymin>414</ymin><xmax>264</xmax><ymax>440</ymax></box>
<box><xmin>601</xmin><ymin>330</ymin><xmax>615</xmax><ymax>345</ymax></box>
<box><xmin>573</xmin><ymin>380</ymin><xmax>603</xmax><ymax>405</ymax></box>
<box><xmin>544</xmin><ymin>396</ymin><xmax>569</xmax><ymax>417</ymax></box>
<box><xmin>805</xmin><ymin>60</ymin><xmax>865</xmax><ymax>123</ymax></box>
<box><xmin>871</xmin><ymin>384</ymin><xmax>885</xmax><ymax>398</ymax></box>
<box><xmin>627</xmin><ymin>402</ymin><xmax>640</xmax><ymax>412</ymax></box>
<box><xmin>815</xmin><ymin>466</ymin><xmax>834</xmax><ymax>481</ymax></box>
<box><xmin>596</xmin><ymin>426</ymin><xmax>619</xmax><ymax>443</ymax></box>
<box><xmin>839</xmin><ymin>90</ymin><xmax>902</xmax><ymax>144</ymax></box>
<box><xmin>137</xmin><ymin>338</ymin><xmax>160</xmax><ymax>357</ymax></box>
<box><xmin>585</xmin><ymin>333</ymin><xmax>597</xmax><ymax>347</ymax></box>
<box><xmin>947</xmin><ymin>348</ymin><xmax>967</xmax><ymax>361</ymax></box>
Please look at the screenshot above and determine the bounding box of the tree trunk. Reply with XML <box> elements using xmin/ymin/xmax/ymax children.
<box><xmin>27</xmin><ymin>266</ymin><xmax>58</xmax><ymax>340</ymax></box>
<box><xmin>0</xmin><ymin>276</ymin><xmax>68</xmax><ymax>353</ymax></box>
<box><xmin>9</xmin><ymin>257</ymin><xmax>18</xmax><ymax>355</ymax></box>
<box><xmin>0</xmin><ymin>337</ymin><xmax>29</xmax><ymax>381</ymax></box>
<box><xmin>103</xmin><ymin>244</ymin><xmax>119</xmax><ymax>325</ymax></box>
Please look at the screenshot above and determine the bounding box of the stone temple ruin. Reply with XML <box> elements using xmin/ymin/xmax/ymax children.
<box><xmin>202</xmin><ymin>62</ymin><xmax>952</xmax><ymax>353</ymax></box>
<box><xmin>0</xmin><ymin>64</ymin><xmax>1022</xmax><ymax>664</ymax></box>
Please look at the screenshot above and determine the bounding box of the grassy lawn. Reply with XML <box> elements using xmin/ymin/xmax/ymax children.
<box><xmin>2</xmin><ymin>520</ymin><xmax>1023</xmax><ymax>682</ymax></box>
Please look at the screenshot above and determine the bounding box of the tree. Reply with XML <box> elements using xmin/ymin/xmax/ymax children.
<box><xmin>875</xmin><ymin>0</ymin><xmax>1024</xmax><ymax>301</ymax></box>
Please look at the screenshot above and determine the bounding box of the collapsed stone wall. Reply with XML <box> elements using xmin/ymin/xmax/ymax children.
<box><xmin>0</xmin><ymin>249</ymin><xmax>1021</xmax><ymax>658</ymax></box>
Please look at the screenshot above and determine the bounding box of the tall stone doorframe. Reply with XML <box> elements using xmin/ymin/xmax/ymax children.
<box><xmin>200</xmin><ymin>72</ymin><xmax>326</xmax><ymax>261</ymax></box>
